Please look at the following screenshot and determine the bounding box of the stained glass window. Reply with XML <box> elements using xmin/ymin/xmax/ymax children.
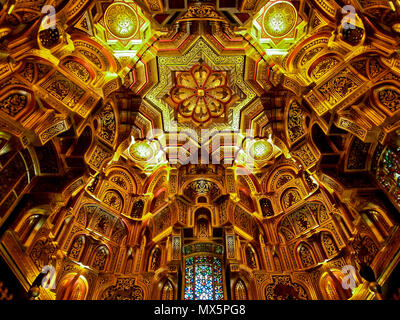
<box><xmin>184</xmin><ymin>256</ymin><xmax>224</xmax><ymax>300</ymax></box>
<box><xmin>376</xmin><ymin>146</ymin><xmax>400</xmax><ymax>205</ymax></box>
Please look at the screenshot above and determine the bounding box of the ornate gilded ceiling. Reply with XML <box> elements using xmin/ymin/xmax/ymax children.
<box><xmin>1</xmin><ymin>0</ymin><xmax>400</xmax><ymax>302</ymax></box>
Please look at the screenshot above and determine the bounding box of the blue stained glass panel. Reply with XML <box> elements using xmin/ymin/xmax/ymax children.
<box><xmin>377</xmin><ymin>147</ymin><xmax>400</xmax><ymax>204</ymax></box>
<box><xmin>184</xmin><ymin>255</ymin><xmax>224</xmax><ymax>300</ymax></box>
<box><xmin>184</xmin><ymin>285</ymin><xmax>193</xmax><ymax>300</ymax></box>
<box><xmin>194</xmin><ymin>264</ymin><xmax>213</xmax><ymax>300</ymax></box>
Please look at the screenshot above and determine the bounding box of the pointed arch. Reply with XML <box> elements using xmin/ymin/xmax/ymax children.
<box><xmin>320</xmin><ymin>270</ymin><xmax>353</xmax><ymax>300</ymax></box>
<box><xmin>321</xmin><ymin>232</ymin><xmax>339</xmax><ymax>258</ymax></box>
<box><xmin>149</xmin><ymin>246</ymin><xmax>161</xmax><ymax>271</ymax></box>
<box><xmin>233</xmin><ymin>279</ymin><xmax>248</xmax><ymax>300</ymax></box>
<box><xmin>17</xmin><ymin>214</ymin><xmax>43</xmax><ymax>244</ymax></box>
<box><xmin>245</xmin><ymin>244</ymin><xmax>259</xmax><ymax>269</ymax></box>
<box><xmin>281</xmin><ymin>187</ymin><xmax>302</xmax><ymax>210</ymax></box>
<box><xmin>161</xmin><ymin>280</ymin><xmax>175</xmax><ymax>300</ymax></box>
<box><xmin>102</xmin><ymin>189</ymin><xmax>124</xmax><ymax>212</ymax></box>
<box><xmin>68</xmin><ymin>234</ymin><xmax>87</xmax><ymax>261</ymax></box>
<box><xmin>57</xmin><ymin>274</ymin><xmax>89</xmax><ymax>300</ymax></box>
<box><xmin>297</xmin><ymin>242</ymin><xmax>316</xmax><ymax>268</ymax></box>
<box><xmin>91</xmin><ymin>245</ymin><xmax>110</xmax><ymax>271</ymax></box>
<box><xmin>131</xmin><ymin>198</ymin><xmax>145</xmax><ymax>218</ymax></box>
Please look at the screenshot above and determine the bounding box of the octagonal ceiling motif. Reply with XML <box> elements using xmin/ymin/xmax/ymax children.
<box><xmin>168</xmin><ymin>64</ymin><xmax>238</xmax><ymax>126</ymax></box>
<box><xmin>143</xmin><ymin>38</ymin><xmax>257</xmax><ymax>134</ymax></box>
<box><xmin>2</xmin><ymin>0</ymin><xmax>400</xmax><ymax>303</ymax></box>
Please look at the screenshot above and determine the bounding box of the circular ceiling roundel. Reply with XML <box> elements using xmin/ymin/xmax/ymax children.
<box><xmin>104</xmin><ymin>3</ymin><xmax>139</xmax><ymax>39</ymax></box>
<box><xmin>250</xmin><ymin>140</ymin><xmax>273</xmax><ymax>160</ymax></box>
<box><xmin>129</xmin><ymin>141</ymin><xmax>154</xmax><ymax>161</ymax></box>
<box><xmin>263</xmin><ymin>1</ymin><xmax>297</xmax><ymax>38</ymax></box>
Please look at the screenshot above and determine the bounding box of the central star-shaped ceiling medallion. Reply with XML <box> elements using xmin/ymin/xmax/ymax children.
<box><xmin>142</xmin><ymin>38</ymin><xmax>257</xmax><ymax>135</ymax></box>
<box><xmin>168</xmin><ymin>64</ymin><xmax>237</xmax><ymax>126</ymax></box>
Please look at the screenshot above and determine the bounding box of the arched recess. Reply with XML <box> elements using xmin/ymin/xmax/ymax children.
<box><xmin>319</xmin><ymin>270</ymin><xmax>353</xmax><ymax>300</ymax></box>
<box><xmin>148</xmin><ymin>246</ymin><xmax>162</xmax><ymax>271</ymax></box>
<box><xmin>131</xmin><ymin>198</ymin><xmax>145</xmax><ymax>218</ymax></box>
<box><xmin>56</xmin><ymin>216</ymin><xmax>73</xmax><ymax>246</ymax></box>
<box><xmin>0</xmin><ymin>86</ymin><xmax>36</xmax><ymax>121</ymax></box>
<box><xmin>124</xmin><ymin>246</ymin><xmax>134</xmax><ymax>274</ymax></box>
<box><xmin>182</xmin><ymin>178</ymin><xmax>224</xmax><ymax>204</ymax></box>
<box><xmin>143</xmin><ymin>167</ymin><xmax>168</xmax><ymax>195</ymax></box>
<box><xmin>286</xmin><ymin>33</ymin><xmax>332</xmax><ymax>73</ymax></box>
<box><xmin>361</xmin><ymin>209</ymin><xmax>393</xmax><ymax>242</ymax></box>
<box><xmin>233</xmin><ymin>279</ymin><xmax>248</xmax><ymax>300</ymax></box>
<box><xmin>197</xmin><ymin>196</ymin><xmax>207</xmax><ymax>204</ymax></box>
<box><xmin>264</xmin><ymin>275</ymin><xmax>309</xmax><ymax>300</ymax></box>
<box><xmin>236</xmin><ymin>172</ymin><xmax>260</xmax><ymax>195</ymax></box>
<box><xmin>90</xmin><ymin>245</ymin><xmax>110</xmax><ymax>271</ymax></box>
<box><xmin>230</xmin><ymin>268</ymin><xmax>257</xmax><ymax>299</ymax></box>
<box><xmin>102</xmin><ymin>189</ymin><xmax>124</xmax><ymax>212</ymax></box>
<box><xmin>60</xmin><ymin>56</ymin><xmax>96</xmax><ymax>84</ymax></box>
<box><xmin>56</xmin><ymin>273</ymin><xmax>89</xmax><ymax>300</ymax></box>
<box><xmin>245</xmin><ymin>244</ymin><xmax>259</xmax><ymax>270</ymax></box>
<box><xmin>259</xmin><ymin>197</ymin><xmax>274</xmax><ymax>217</ymax></box>
<box><xmin>70</xmin><ymin>34</ymin><xmax>118</xmax><ymax>73</ymax></box>
<box><xmin>273</xmin><ymin>253</ymin><xmax>283</xmax><ymax>272</ymax></box>
<box><xmin>106</xmin><ymin>167</ymin><xmax>137</xmax><ymax>194</ymax></box>
<box><xmin>68</xmin><ymin>234</ymin><xmax>87</xmax><ymax>262</ymax></box>
<box><xmin>320</xmin><ymin>231</ymin><xmax>339</xmax><ymax>258</ymax></box>
<box><xmin>17</xmin><ymin>214</ymin><xmax>42</xmax><ymax>244</ymax></box>
<box><xmin>161</xmin><ymin>279</ymin><xmax>175</xmax><ymax>300</ymax></box>
<box><xmin>15</xmin><ymin>206</ymin><xmax>50</xmax><ymax>245</ymax></box>
<box><xmin>307</xmin><ymin>53</ymin><xmax>343</xmax><ymax>82</ymax></box>
<box><xmin>125</xmin><ymin>255</ymin><xmax>134</xmax><ymax>274</ymax></box>
<box><xmin>194</xmin><ymin>207</ymin><xmax>212</xmax><ymax>239</ymax></box>
<box><xmin>352</xmin><ymin>233</ymin><xmax>379</xmax><ymax>266</ymax></box>
<box><xmin>297</xmin><ymin>242</ymin><xmax>317</xmax><ymax>269</ymax></box>
<box><xmin>263</xmin><ymin>165</ymin><xmax>298</xmax><ymax>193</ymax></box>
<box><xmin>278</xmin><ymin>215</ymin><xmax>295</xmax><ymax>242</ymax></box>
<box><xmin>280</xmin><ymin>187</ymin><xmax>302</xmax><ymax>211</ymax></box>
<box><xmin>111</xmin><ymin>219</ymin><xmax>128</xmax><ymax>245</ymax></box>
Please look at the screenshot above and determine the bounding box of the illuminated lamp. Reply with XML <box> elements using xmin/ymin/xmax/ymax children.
<box><xmin>263</xmin><ymin>1</ymin><xmax>297</xmax><ymax>38</ymax></box>
<box><xmin>129</xmin><ymin>141</ymin><xmax>154</xmax><ymax>161</ymax></box>
<box><xmin>250</xmin><ymin>140</ymin><xmax>273</xmax><ymax>160</ymax></box>
<box><xmin>104</xmin><ymin>3</ymin><xmax>138</xmax><ymax>39</ymax></box>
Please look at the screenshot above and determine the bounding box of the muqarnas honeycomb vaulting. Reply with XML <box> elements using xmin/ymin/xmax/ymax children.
<box><xmin>0</xmin><ymin>0</ymin><xmax>400</xmax><ymax>301</ymax></box>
